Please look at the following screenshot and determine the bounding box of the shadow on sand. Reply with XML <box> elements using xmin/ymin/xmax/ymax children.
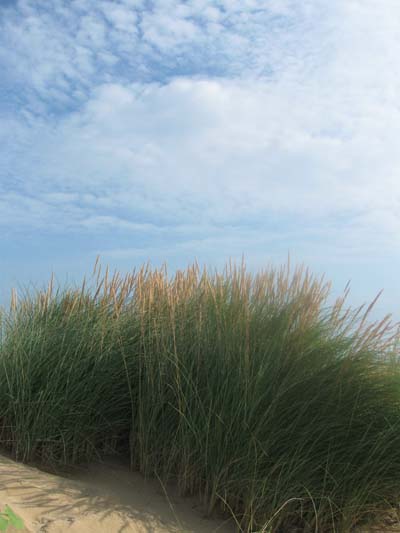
<box><xmin>0</xmin><ymin>454</ymin><xmax>235</xmax><ymax>533</ymax></box>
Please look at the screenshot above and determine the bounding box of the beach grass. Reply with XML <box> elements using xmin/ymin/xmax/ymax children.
<box><xmin>0</xmin><ymin>259</ymin><xmax>399</xmax><ymax>532</ymax></box>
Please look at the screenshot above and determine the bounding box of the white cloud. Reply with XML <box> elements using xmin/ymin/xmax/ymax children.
<box><xmin>4</xmin><ymin>72</ymin><xmax>400</xmax><ymax>234</ymax></box>
<box><xmin>0</xmin><ymin>0</ymin><xmax>335</xmax><ymax>108</ymax></box>
<box><xmin>1</xmin><ymin>0</ymin><xmax>400</xmax><ymax>307</ymax></box>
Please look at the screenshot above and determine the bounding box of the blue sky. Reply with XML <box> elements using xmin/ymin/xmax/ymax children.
<box><xmin>1</xmin><ymin>0</ymin><xmax>399</xmax><ymax>321</ymax></box>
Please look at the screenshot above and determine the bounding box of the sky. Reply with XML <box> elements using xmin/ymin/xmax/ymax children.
<box><xmin>0</xmin><ymin>0</ymin><xmax>399</xmax><ymax>321</ymax></box>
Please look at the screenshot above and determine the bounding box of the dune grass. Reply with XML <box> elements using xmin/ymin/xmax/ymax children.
<box><xmin>0</xmin><ymin>259</ymin><xmax>399</xmax><ymax>532</ymax></box>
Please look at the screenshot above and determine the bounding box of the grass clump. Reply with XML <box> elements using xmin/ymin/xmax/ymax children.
<box><xmin>0</xmin><ymin>258</ymin><xmax>399</xmax><ymax>532</ymax></box>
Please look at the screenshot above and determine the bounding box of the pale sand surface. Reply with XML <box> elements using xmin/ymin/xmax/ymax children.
<box><xmin>0</xmin><ymin>454</ymin><xmax>235</xmax><ymax>532</ymax></box>
<box><xmin>2</xmin><ymin>453</ymin><xmax>399</xmax><ymax>533</ymax></box>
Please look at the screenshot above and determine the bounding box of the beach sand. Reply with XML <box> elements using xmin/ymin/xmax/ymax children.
<box><xmin>2</xmin><ymin>453</ymin><xmax>399</xmax><ymax>533</ymax></box>
<box><xmin>0</xmin><ymin>454</ymin><xmax>235</xmax><ymax>532</ymax></box>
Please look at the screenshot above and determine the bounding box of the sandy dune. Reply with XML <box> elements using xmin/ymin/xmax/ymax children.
<box><xmin>0</xmin><ymin>454</ymin><xmax>235</xmax><ymax>532</ymax></box>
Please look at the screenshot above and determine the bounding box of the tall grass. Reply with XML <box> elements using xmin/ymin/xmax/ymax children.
<box><xmin>0</xmin><ymin>258</ymin><xmax>399</xmax><ymax>532</ymax></box>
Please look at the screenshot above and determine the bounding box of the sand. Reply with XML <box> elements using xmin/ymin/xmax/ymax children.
<box><xmin>0</xmin><ymin>454</ymin><xmax>235</xmax><ymax>533</ymax></box>
<box><xmin>3</xmin><ymin>454</ymin><xmax>399</xmax><ymax>533</ymax></box>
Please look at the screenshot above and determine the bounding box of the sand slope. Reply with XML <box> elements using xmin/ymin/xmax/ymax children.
<box><xmin>0</xmin><ymin>454</ymin><xmax>234</xmax><ymax>532</ymax></box>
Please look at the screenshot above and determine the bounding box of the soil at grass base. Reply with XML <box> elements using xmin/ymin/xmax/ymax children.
<box><xmin>0</xmin><ymin>453</ymin><xmax>235</xmax><ymax>533</ymax></box>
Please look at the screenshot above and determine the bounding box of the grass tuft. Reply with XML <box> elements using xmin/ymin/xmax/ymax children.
<box><xmin>0</xmin><ymin>259</ymin><xmax>399</xmax><ymax>532</ymax></box>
